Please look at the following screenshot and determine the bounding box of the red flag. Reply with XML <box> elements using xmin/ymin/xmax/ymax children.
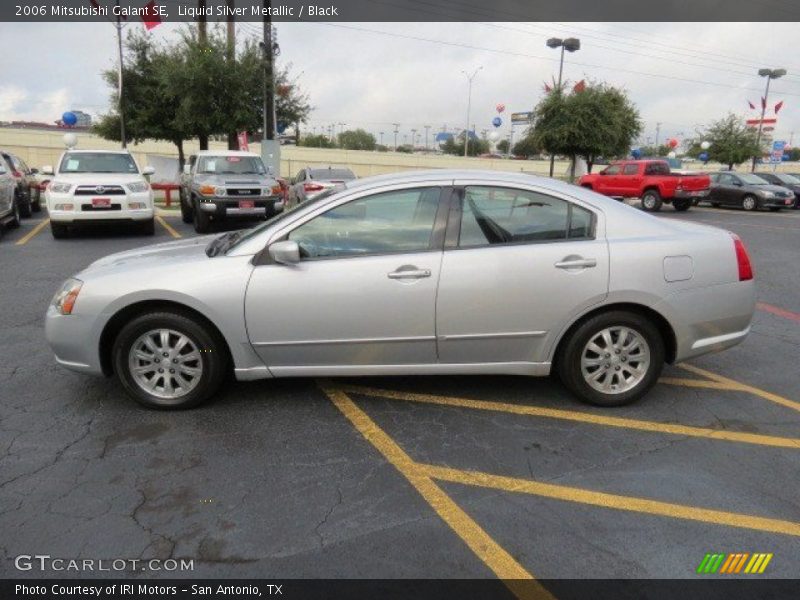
<box><xmin>573</xmin><ymin>79</ymin><xmax>586</xmax><ymax>93</ymax></box>
<box><xmin>775</xmin><ymin>101</ymin><xmax>784</xmax><ymax>114</ymax></box>
<box><xmin>141</xmin><ymin>0</ymin><xmax>162</xmax><ymax>30</ymax></box>
<box><xmin>761</xmin><ymin>97</ymin><xmax>767</xmax><ymax>110</ymax></box>
<box><xmin>748</xmin><ymin>100</ymin><xmax>755</xmax><ymax>110</ymax></box>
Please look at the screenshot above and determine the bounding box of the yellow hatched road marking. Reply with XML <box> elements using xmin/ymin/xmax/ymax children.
<box><xmin>340</xmin><ymin>384</ymin><xmax>800</xmax><ymax>450</ymax></box>
<box><xmin>679</xmin><ymin>364</ymin><xmax>800</xmax><ymax>414</ymax></box>
<box><xmin>321</xmin><ymin>385</ymin><xmax>554</xmax><ymax>600</ymax></box>
<box><xmin>156</xmin><ymin>215</ymin><xmax>181</xmax><ymax>238</ymax></box>
<box><xmin>418</xmin><ymin>463</ymin><xmax>800</xmax><ymax>538</ymax></box>
<box><xmin>15</xmin><ymin>218</ymin><xmax>50</xmax><ymax>245</ymax></box>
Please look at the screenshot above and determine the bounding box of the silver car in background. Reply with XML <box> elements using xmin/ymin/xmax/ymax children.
<box><xmin>45</xmin><ymin>170</ymin><xmax>755</xmax><ymax>410</ymax></box>
<box><xmin>287</xmin><ymin>165</ymin><xmax>357</xmax><ymax>208</ymax></box>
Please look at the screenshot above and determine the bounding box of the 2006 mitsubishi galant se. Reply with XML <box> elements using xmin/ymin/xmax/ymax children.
<box><xmin>45</xmin><ymin>170</ymin><xmax>756</xmax><ymax>409</ymax></box>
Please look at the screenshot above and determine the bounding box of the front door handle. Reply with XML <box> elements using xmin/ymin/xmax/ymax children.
<box><xmin>555</xmin><ymin>257</ymin><xmax>597</xmax><ymax>269</ymax></box>
<box><xmin>388</xmin><ymin>267</ymin><xmax>431</xmax><ymax>280</ymax></box>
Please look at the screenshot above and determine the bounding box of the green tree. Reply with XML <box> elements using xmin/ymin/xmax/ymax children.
<box><xmin>496</xmin><ymin>139</ymin><xmax>510</xmax><ymax>154</ymax></box>
<box><xmin>698</xmin><ymin>113</ymin><xmax>761</xmax><ymax>170</ymax></box>
<box><xmin>337</xmin><ymin>128</ymin><xmax>376</xmax><ymax>150</ymax></box>
<box><xmin>300</xmin><ymin>134</ymin><xmax>335</xmax><ymax>148</ymax></box>
<box><xmin>512</xmin><ymin>135</ymin><xmax>539</xmax><ymax>157</ymax></box>
<box><xmin>531</xmin><ymin>82</ymin><xmax>642</xmax><ymax>178</ymax></box>
<box><xmin>395</xmin><ymin>144</ymin><xmax>414</xmax><ymax>154</ymax></box>
<box><xmin>639</xmin><ymin>144</ymin><xmax>670</xmax><ymax>157</ymax></box>
<box><xmin>441</xmin><ymin>132</ymin><xmax>490</xmax><ymax>156</ymax></box>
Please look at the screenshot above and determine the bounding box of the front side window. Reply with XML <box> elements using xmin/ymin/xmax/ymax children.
<box><xmin>458</xmin><ymin>186</ymin><xmax>593</xmax><ymax>248</ymax></box>
<box><xmin>622</xmin><ymin>164</ymin><xmax>639</xmax><ymax>175</ymax></box>
<box><xmin>604</xmin><ymin>165</ymin><xmax>621</xmax><ymax>175</ymax></box>
<box><xmin>59</xmin><ymin>152</ymin><xmax>139</xmax><ymax>174</ymax></box>
<box><xmin>288</xmin><ymin>187</ymin><xmax>441</xmax><ymax>259</ymax></box>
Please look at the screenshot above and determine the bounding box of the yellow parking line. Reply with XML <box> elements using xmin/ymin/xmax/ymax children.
<box><xmin>419</xmin><ymin>463</ymin><xmax>800</xmax><ymax>538</ymax></box>
<box><xmin>659</xmin><ymin>377</ymin><xmax>738</xmax><ymax>390</ymax></box>
<box><xmin>321</xmin><ymin>385</ymin><xmax>554</xmax><ymax>600</ymax></box>
<box><xmin>340</xmin><ymin>384</ymin><xmax>800</xmax><ymax>450</ymax></box>
<box><xmin>15</xmin><ymin>218</ymin><xmax>50</xmax><ymax>245</ymax></box>
<box><xmin>156</xmin><ymin>215</ymin><xmax>181</xmax><ymax>238</ymax></box>
<box><xmin>679</xmin><ymin>364</ymin><xmax>800</xmax><ymax>414</ymax></box>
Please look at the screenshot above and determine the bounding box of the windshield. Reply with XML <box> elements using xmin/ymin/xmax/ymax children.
<box><xmin>59</xmin><ymin>152</ymin><xmax>139</xmax><ymax>174</ymax></box>
<box><xmin>223</xmin><ymin>188</ymin><xmax>341</xmax><ymax>253</ymax></box>
<box><xmin>739</xmin><ymin>174</ymin><xmax>770</xmax><ymax>185</ymax></box>
<box><xmin>310</xmin><ymin>168</ymin><xmax>356</xmax><ymax>180</ymax></box>
<box><xmin>197</xmin><ymin>155</ymin><xmax>266</xmax><ymax>175</ymax></box>
<box><xmin>774</xmin><ymin>173</ymin><xmax>800</xmax><ymax>185</ymax></box>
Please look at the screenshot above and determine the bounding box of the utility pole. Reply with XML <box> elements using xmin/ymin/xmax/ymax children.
<box><xmin>462</xmin><ymin>66</ymin><xmax>482</xmax><ymax>157</ymax></box>
<box><xmin>379</xmin><ymin>131</ymin><xmax>384</xmax><ymax>146</ymax></box>
<box><xmin>114</xmin><ymin>0</ymin><xmax>126</xmax><ymax>148</ymax></box>
<box><xmin>226</xmin><ymin>0</ymin><xmax>237</xmax><ymax>150</ymax></box>
<box><xmin>424</xmin><ymin>125</ymin><xmax>430</xmax><ymax>151</ymax></box>
<box><xmin>260</xmin><ymin>0</ymin><xmax>279</xmax><ymax>174</ymax></box>
<box><xmin>392</xmin><ymin>123</ymin><xmax>400</xmax><ymax>150</ymax></box>
<box><xmin>198</xmin><ymin>0</ymin><xmax>207</xmax><ymax>43</ymax></box>
<box><xmin>410</xmin><ymin>128</ymin><xmax>417</xmax><ymax>149</ymax></box>
<box><xmin>654</xmin><ymin>122</ymin><xmax>662</xmax><ymax>149</ymax></box>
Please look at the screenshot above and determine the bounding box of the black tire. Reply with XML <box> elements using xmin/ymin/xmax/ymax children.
<box><xmin>768</xmin><ymin>207</ymin><xmax>781</xmax><ymax>212</ymax></box>
<box><xmin>112</xmin><ymin>310</ymin><xmax>228</xmax><ymax>410</ymax></box>
<box><xmin>17</xmin><ymin>190</ymin><xmax>32</xmax><ymax>218</ymax></box>
<box><xmin>32</xmin><ymin>188</ymin><xmax>41</xmax><ymax>212</ymax></box>
<box><xmin>180</xmin><ymin>190</ymin><xmax>192</xmax><ymax>223</ymax></box>
<box><xmin>742</xmin><ymin>194</ymin><xmax>758</xmax><ymax>211</ymax></box>
<box><xmin>193</xmin><ymin>199</ymin><xmax>211</xmax><ymax>233</ymax></box>
<box><xmin>140</xmin><ymin>218</ymin><xmax>155</xmax><ymax>235</ymax></box>
<box><xmin>556</xmin><ymin>310</ymin><xmax>665</xmax><ymax>407</ymax></box>
<box><xmin>8</xmin><ymin>198</ymin><xmax>21</xmax><ymax>229</ymax></box>
<box><xmin>710</xmin><ymin>201</ymin><xmax>721</xmax><ymax>208</ymax></box>
<box><xmin>50</xmin><ymin>222</ymin><xmax>68</xmax><ymax>238</ymax></box>
<box><xmin>641</xmin><ymin>189</ymin><xmax>663</xmax><ymax>212</ymax></box>
<box><xmin>672</xmin><ymin>198</ymin><xmax>692</xmax><ymax>212</ymax></box>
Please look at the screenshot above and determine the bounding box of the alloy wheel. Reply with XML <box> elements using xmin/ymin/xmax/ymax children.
<box><xmin>128</xmin><ymin>328</ymin><xmax>203</xmax><ymax>400</ymax></box>
<box><xmin>580</xmin><ymin>326</ymin><xmax>651</xmax><ymax>395</ymax></box>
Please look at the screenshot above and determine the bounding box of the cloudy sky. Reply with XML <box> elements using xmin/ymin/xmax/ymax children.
<box><xmin>2</xmin><ymin>21</ymin><xmax>800</xmax><ymax>147</ymax></box>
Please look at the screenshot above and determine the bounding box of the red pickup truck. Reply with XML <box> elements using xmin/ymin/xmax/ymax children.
<box><xmin>577</xmin><ymin>159</ymin><xmax>710</xmax><ymax>212</ymax></box>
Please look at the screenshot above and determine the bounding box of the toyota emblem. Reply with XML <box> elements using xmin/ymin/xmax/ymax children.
<box><xmin>95</xmin><ymin>185</ymin><xmax>106</xmax><ymax>194</ymax></box>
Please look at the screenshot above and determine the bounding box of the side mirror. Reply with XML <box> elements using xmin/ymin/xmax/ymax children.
<box><xmin>268</xmin><ymin>240</ymin><xmax>300</xmax><ymax>265</ymax></box>
<box><xmin>41</xmin><ymin>165</ymin><xmax>54</xmax><ymax>175</ymax></box>
<box><xmin>142</xmin><ymin>166</ymin><xmax>155</xmax><ymax>176</ymax></box>
<box><xmin>183</xmin><ymin>164</ymin><xmax>191</xmax><ymax>175</ymax></box>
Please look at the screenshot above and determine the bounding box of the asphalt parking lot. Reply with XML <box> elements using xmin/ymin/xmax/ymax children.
<box><xmin>1</xmin><ymin>203</ymin><xmax>799</xmax><ymax>589</ymax></box>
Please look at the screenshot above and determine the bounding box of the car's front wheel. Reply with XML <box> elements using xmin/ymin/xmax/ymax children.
<box><xmin>557</xmin><ymin>310</ymin><xmax>665</xmax><ymax>407</ymax></box>
<box><xmin>8</xmin><ymin>198</ymin><xmax>21</xmax><ymax>229</ymax></box>
<box><xmin>17</xmin><ymin>190</ymin><xmax>32</xmax><ymax>218</ymax></box>
<box><xmin>193</xmin><ymin>199</ymin><xmax>211</xmax><ymax>233</ymax></box>
<box><xmin>180</xmin><ymin>190</ymin><xmax>193</xmax><ymax>223</ymax></box>
<box><xmin>742</xmin><ymin>195</ymin><xmax>758</xmax><ymax>211</ymax></box>
<box><xmin>113</xmin><ymin>311</ymin><xmax>227</xmax><ymax>409</ymax></box>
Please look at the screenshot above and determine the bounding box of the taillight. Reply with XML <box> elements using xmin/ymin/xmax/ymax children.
<box><xmin>732</xmin><ymin>234</ymin><xmax>753</xmax><ymax>281</ymax></box>
<box><xmin>304</xmin><ymin>182</ymin><xmax>324</xmax><ymax>192</ymax></box>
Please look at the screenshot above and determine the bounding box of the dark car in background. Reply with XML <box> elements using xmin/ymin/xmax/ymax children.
<box><xmin>707</xmin><ymin>171</ymin><xmax>795</xmax><ymax>211</ymax></box>
<box><xmin>0</xmin><ymin>150</ymin><xmax>40</xmax><ymax>216</ymax></box>
<box><xmin>753</xmin><ymin>172</ymin><xmax>800</xmax><ymax>209</ymax></box>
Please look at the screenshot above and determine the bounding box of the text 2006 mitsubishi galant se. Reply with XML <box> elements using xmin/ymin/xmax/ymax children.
<box><xmin>45</xmin><ymin>170</ymin><xmax>756</xmax><ymax>409</ymax></box>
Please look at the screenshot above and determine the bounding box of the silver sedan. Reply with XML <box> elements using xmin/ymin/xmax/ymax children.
<box><xmin>45</xmin><ymin>170</ymin><xmax>756</xmax><ymax>409</ymax></box>
<box><xmin>286</xmin><ymin>166</ymin><xmax>356</xmax><ymax>208</ymax></box>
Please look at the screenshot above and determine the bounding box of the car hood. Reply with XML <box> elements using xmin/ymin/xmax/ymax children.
<box><xmin>85</xmin><ymin>235</ymin><xmax>215</xmax><ymax>271</ymax></box>
<box><xmin>51</xmin><ymin>173</ymin><xmax>145</xmax><ymax>184</ymax></box>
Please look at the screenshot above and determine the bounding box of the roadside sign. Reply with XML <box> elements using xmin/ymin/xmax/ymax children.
<box><xmin>770</xmin><ymin>140</ymin><xmax>786</xmax><ymax>164</ymax></box>
<box><xmin>510</xmin><ymin>112</ymin><xmax>533</xmax><ymax>124</ymax></box>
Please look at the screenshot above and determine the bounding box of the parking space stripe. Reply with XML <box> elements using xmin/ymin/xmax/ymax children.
<box><xmin>15</xmin><ymin>218</ymin><xmax>50</xmax><ymax>245</ymax></box>
<box><xmin>756</xmin><ymin>301</ymin><xmax>800</xmax><ymax>323</ymax></box>
<box><xmin>418</xmin><ymin>463</ymin><xmax>800</xmax><ymax>538</ymax></box>
<box><xmin>679</xmin><ymin>364</ymin><xmax>800</xmax><ymax>414</ymax></box>
<box><xmin>156</xmin><ymin>215</ymin><xmax>182</xmax><ymax>238</ymax></box>
<box><xmin>340</xmin><ymin>385</ymin><xmax>800</xmax><ymax>449</ymax></box>
<box><xmin>659</xmin><ymin>377</ymin><xmax>738</xmax><ymax>390</ymax></box>
<box><xmin>321</xmin><ymin>385</ymin><xmax>554</xmax><ymax>600</ymax></box>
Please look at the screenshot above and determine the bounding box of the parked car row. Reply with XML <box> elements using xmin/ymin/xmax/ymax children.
<box><xmin>704</xmin><ymin>171</ymin><xmax>798</xmax><ymax>211</ymax></box>
<box><xmin>0</xmin><ymin>149</ymin><xmax>43</xmax><ymax>237</ymax></box>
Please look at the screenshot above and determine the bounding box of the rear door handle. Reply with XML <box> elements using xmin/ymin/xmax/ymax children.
<box><xmin>388</xmin><ymin>268</ymin><xmax>431</xmax><ymax>279</ymax></box>
<box><xmin>555</xmin><ymin>258</ymin><xmax>597</xmax><ymax>269</ymax></box>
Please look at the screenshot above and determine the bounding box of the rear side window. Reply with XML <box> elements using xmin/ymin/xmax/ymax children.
<box><xmin>457</xmin><ymin>186</ymin><xmax>593</xmax><ymax>248</ymax></box>
<box><xmin>309</xmin><ymin>168</ymin><xmax>355</xmax><ymax>180</ymax></box>
<box><xmin>622</xmin><ymin>164</ymin><xmax>639</xmax><ymax>175</ymax></box>
<box><xmin>644</xmin><ymin>162</ymin><xmax>670</xmax><ymax>175</ymax></box>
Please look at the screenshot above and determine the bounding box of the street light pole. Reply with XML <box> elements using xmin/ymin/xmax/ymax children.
<box><xmin>752</xmin><ymin>68</ymin><xmax>786</xmax><ymax>172</ymax></box>
<box><xmin>392</xmin><ymin>123</ymin><xmax>400</xmax><ymax>150</ymax></box>
<box><xmin>545</xmin><ymin>37</ymin><xmax>580</xmax><ymax>177</ymax></box>
<box><xmin>424</xmin><ymin>125</ymin><xmax>430</xmax><ymax>151</ymax></box>
<box><xmin>462</xmin><ymin>66</ymin><xmax>482</xmax><ymax>157</ymax></box>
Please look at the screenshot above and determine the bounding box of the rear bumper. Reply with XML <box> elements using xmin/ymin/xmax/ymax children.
<box><xmin>674</xmin><ymin>189</ymin><xmax>709</xmax><ymax>199</ymax></box>
<box><xmin>653</xmin><ymin>280</ymin><xmax>756</xmax><ymax>363</ymax></box>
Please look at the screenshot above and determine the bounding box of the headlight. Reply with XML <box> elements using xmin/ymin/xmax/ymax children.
<box><xmin>127</xmin><ymin>181</ymin><xmax>149</xmax><ymax>193</ymax></box>
<box><xmin>51</xmin><ymin>278</ymin><xmax>83</xmax><ymax>315</ymax></box>
<box><xmin>50</xmin><ymin>182</ymin><xmax>72</xmax><ymax>193</ymax></box>
<box><xmin>214</xmin><ymin>186</ymin><xmax>226</xmax><ymax>197</ymax></box>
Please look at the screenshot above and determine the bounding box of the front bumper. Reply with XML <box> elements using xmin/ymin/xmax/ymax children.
<box><xmin>47</xmin><ymin>191</ymin><xmax>154</xmax><ymax>223</ymax></box>
<box><xmin>44</xmin><ymin>305</ymin><xmax>105</xmax><ymax>376</ymax></box>
<box><xmin>197</xmin><ymin>196</ymin><xmax>280</xmax><ymax>218</ymax></box>
<box><xmin>759</xmin><ymin>196</ymin><xmax>794</xmax><ymax>208</ymax></box>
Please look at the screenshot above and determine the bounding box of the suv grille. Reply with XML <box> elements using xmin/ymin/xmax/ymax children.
<box><xmin>75</xmin><ymin>185</ymin><xmax>126</xmax><ymax>196</ymax></box>
<box><xmin>227</xmin><ymin>188</ymin><xmax>261</xmax><ymax>196</ymax></box>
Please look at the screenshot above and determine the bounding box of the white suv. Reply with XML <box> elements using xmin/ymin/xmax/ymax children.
<box><xmin>43</xmin><ymin>150</ymin><xmax>155</xmax><ymax>238</ymax></box>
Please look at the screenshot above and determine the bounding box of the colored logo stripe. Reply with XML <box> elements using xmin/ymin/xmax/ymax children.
<box><xmin>698</xmin><ymin>553</ymin><xmax>773</xmax><ymax>574</ymax></box>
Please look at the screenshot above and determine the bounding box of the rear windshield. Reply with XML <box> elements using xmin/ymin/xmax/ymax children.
<box><xmin>309</xmin><ymin>168</ymin><xmax>355</xmax><ymax>180</ymax></box>
<box><xmin>59</xmin><ymin>152</ymin><xmax>139</xmax><ymax>174</ymax></box>
<box><xmin>197</xmin><ymin>156</ymin><xmax>266</xmax><ymax>175</ymax></box>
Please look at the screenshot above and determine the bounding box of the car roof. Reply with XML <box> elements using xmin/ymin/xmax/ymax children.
<box><xmin>196</xmin><ymin>150</ymin><xmax>260</xmax><ymax>157</ymax></box>
<box><xmin>61</xmin><ymin>149</ymin><xmax>132</xmax><ymax>154</ymax></box>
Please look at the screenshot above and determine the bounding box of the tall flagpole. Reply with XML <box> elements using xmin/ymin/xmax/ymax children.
<box><xmin>115</xmin><ymin>0</ymin><xmax>126</xmax><ymax>148</ymax></box>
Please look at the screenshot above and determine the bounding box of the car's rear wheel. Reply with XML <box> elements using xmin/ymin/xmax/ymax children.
<box><xmin>193</xmin><ymin>199</ymin><xmax>211</xmax><ymax>233</ymax></box>
<box><xmin>557</xmin><ymin>310</ymin><xmax>665</xmax><ymax>407</ymax></box>
<box><xmin>112</xmin><ymin>311</ymin><xmax>227</xmax><ymax>409</ymax></box>
<box><xmin>31</xmin><ymin>188</ymin><xmax>42</xmax><ymax>212</ymax></box>
<box><xmin>742</xmin><ymin>195</ymin><xmax>758</xmax><ymax>211</ymax></box>
<box><xmin>641</xmin><ymin>189</ymin><xmax>663</xmax><ymax>212</ymax></box>
<box><xmin>768</xmin><ymin>207</ymin><xmax>782</xmax><ymax>212</ymax></box>
<box><xmin>672</xmin><ymin>198</ymin><xmax>691</xmax><ymax>212</ymax></box>
<box><xmin>710</xmin><ymin>201</ymin><xmax>721</xmax><ymax>208</ymax></box>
